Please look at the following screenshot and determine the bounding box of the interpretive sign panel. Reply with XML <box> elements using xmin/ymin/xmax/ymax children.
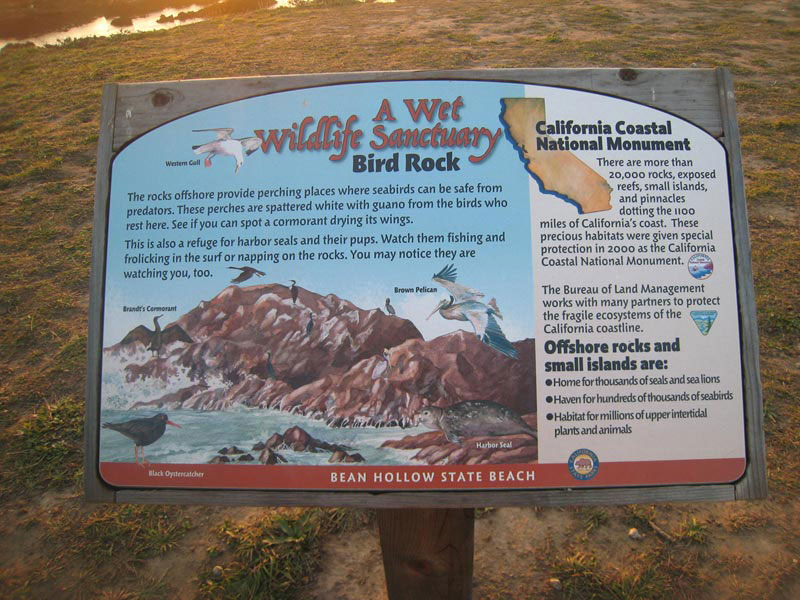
<box><xmin>85</xmin><ymin>69</ymin><xmax>765</xmax><ymax>506</ymax></box>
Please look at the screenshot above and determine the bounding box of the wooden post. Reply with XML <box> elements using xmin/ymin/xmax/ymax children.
<box><xmin>377</xmin><ymin>508</ymin><xmax>475</xmax><ymax>600</ymax></box>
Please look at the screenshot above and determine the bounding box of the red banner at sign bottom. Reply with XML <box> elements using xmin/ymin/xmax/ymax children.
<box><xmin>99</xmin><ymin>458</ymin><xmax>746</xmax><ymax>490</ymax></box>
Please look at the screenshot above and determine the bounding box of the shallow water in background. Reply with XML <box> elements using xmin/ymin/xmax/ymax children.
<box><xmin>1</xmin><ymin>0</ymin><xmax>396</xmax><ymax>49</ymax></box>
<box><xmin>0</xmin><ymin>6</ymin><xmax>204</xmax><ymax>49</ymax></box>
<box><xmin>99</xmin><ymin>407</ymin><xmax>426</xmax><ymax>465</ymax></box>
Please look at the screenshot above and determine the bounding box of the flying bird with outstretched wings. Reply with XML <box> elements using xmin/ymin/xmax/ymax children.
<box><xmin>428</xmin><ymin>264</ymin><xmax>518</xmax><ymax>359</ymax></box>
<box><xmin>432</xmin><ymin>263</ymin><xmax>485</xmax><ymax>302</ymax></box>
<box><xmin>229</xmin><ymin>265</ymin><xmax>265</xmax><ymax>283</ymax></box>
<box><xmin>192</xmin><ymin>128</ymin><xmax>261</xmax><ymax>173</ymax></box>
<box><xmin>119</xmin><ymin>315</ymin><xmax>193</xmax><ymax>355</ymax></box>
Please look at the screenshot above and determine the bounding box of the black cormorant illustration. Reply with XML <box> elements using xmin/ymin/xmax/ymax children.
<box><xmin>229</xmin><ymin>266</ymin><xmax>265</xmax><ymax>283</ymax></box>
<box><xmin>290</xmin><ymin>280</ymin><xmax>298</xmax><ymax>304</ymax></box>
<box><xmin>119</xmin><ymin>315</ymin><xmax>193</xmax><ymax>355</ymax></box>
<box><xmin>305</xmin><ymin>313</ymin><xmax>314</xmax><ymax>336</ymax></box>
<box><xmin>266</xmin><ymin>351</ymin><xmax>276</xmax><ymax>379</ymax></box>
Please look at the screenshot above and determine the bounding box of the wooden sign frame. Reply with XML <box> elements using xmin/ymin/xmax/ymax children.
<box><xmin>85</xmin><ymin>68</ymin><xmax>765</xmax><ymax>507</ymax></box>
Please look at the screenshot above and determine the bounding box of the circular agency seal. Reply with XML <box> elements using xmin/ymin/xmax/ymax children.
<box><xmin>568</xmin><ymin>449</ymin><xmax>600</xmax><ymax>481</ymax></box>
<box><xmin>688</xmin><ymin>253</ymin><xmax>714</xmax><ymax>280</ymax></box>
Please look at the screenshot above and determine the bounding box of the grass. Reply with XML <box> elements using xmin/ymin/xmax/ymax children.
<box><xmin>2</xmin><ymin>395</ymin><xmax>84</xmax><ymax>495</ymax></box>
<box><xmin>15</xmin><ymin>504</ymin><xmax>196</xmax><ymax>598</ymax></box>
<box><xmin>583</xmin><ymin>508</ymin><xmax>610</xmax><ymax>534</ymax></box>
<box><xmin>61</xmin><ymin>505</ymin><xmax>193</xmax><ymax>561</ymax></box>
<box><xmin>197</xmin><ymin>508</ymin><xmax>368</xmax><ymax>599</ymax></box>
<box><xmin>0</xmin><ymin>0</ymin><xmax>797</xmax><ymax>598</ymax></box>
<box><xmin>551</xmin><ymin>549</ymin><xmax>678</xmax><ymax>600</ymax></box>
<box><xmin>677</xmin><ymin>517</ymin><xmax>708</xmax><ymax>545</ymax></box>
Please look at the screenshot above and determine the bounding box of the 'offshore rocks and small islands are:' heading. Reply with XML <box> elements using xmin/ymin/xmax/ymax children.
<box><xmin>167</xmin><ymin>96</ymin><xmax>692</xmax><ymax>173</ymax></box>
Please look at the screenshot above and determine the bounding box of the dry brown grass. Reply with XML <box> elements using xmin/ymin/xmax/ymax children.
<box><xmin>0</xmin><ymin>0</ymin><xmax>797</xmax><ymax>598</ymax></box>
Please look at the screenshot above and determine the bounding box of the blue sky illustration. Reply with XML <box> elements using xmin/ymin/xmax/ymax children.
<box><xmin>103</xmin><ymin>80</ymin><xmax>538</xmax><ymax>345</ymax></box>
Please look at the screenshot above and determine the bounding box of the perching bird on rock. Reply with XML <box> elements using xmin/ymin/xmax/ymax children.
<box><xmin>305</xmin><ymin>313</ymin><xmax>314</xmax><ymax>336</ymax></box>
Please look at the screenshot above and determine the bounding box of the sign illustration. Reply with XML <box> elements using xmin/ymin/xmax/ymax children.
<box><xmin>96</xmin><ymin>79</ymin><xmax>747</xmax><ymax>492</ymax></box>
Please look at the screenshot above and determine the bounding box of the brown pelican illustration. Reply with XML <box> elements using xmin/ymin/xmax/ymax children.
<box><xmin>229</xmin><ymin>265</ymin><xmax>265</xmax><ymax>283</ymax></box>
<box><xmin>119</xmin><ymin>315</ymin><xmax>193</xmax><ymax>355</ymax></box>
<box><xmin>432</xmin><ymin>263</ymin><xmax>484</xmax><ymax>301</ymax></box>
<box><xmin>428</xmin><ymin>264</ymin><xmax>517</xmax><ymax>359</ymax></box>
<box><xmin>384</xmin><ymin>298</ymin><xmax>396</xmax><ymax>315</ymax></box>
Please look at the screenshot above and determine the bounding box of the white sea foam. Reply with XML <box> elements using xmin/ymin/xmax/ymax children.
<box><xmin>101</xmin><ymin>350</ymin><xmax>228</xmax><ymax>410</ymax></box>
<box><xmin>99</xmin><ymin>408</ymin><xmax>423</xmax><ymax>466</ymax></box>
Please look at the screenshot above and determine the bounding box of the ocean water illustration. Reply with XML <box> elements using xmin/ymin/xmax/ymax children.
<box><xmin>99</xmin><ymin>407</ymin><xmax>426</xmax><ymax>466</ymax></box>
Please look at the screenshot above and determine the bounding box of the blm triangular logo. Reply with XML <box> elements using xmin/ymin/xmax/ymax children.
<box><xmin>691</xmin><ymin>310</ymin><xmax>718</xmax><ymax>335</ymax></box>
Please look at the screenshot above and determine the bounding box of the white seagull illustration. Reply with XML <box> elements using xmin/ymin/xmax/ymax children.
<box><xmin>192</xmin><ymin>128</ymin><xmax>262</xmax><ymax>173</ymax></box>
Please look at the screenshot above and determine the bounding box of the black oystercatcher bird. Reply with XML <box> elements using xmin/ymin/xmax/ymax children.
<box><xmin>290</xmin><ymin>280</ymin><xmax>299</xmax><ymax>304</ymax></box>
<box><xmin>102</xmin><ymin>413</ymin><xmax>181</xmax><ymax>465</ymax></box>
<box><xmin>384</xmin><ymin>298</ymin><xmax>396</xmax><ymax>315</ymax></box>
<box><xmin>229</xmin><ymin>265</ymin><xmax>265</xmax><ymax>283</ymax></box>
<box><xmin>119</xmin><ymin>315</ymin><xmax>193</xmax><ymax>356</ymax></box>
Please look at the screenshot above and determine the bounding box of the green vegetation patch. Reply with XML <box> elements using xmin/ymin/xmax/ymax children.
<box><xmin>199</xmin><ymin>508</ymin><xmax>368</xmax><ymax>599</ymax></box>
<box><xmin>551</xmin><ymin>545</ymin><xmax>705</xmax><ymax>600</ymax></box>
<box><xmin>76</xmin><ymin>504</ymin><xmax>193</xmax><ymax>559</ymax></box>
<box><xmin>1</xmin><ymin>395</ymin><xmax>84</xmax><ymax>496</ymax></box>
<box><xmin>582</xmin><ymin>508</ymin><xmax>610</xmax><ymax>534</ymax></box>
<box><xmin>22</xmin><ymin>503</ymin><xmax>194</xmax><ymax>597</ymax></box>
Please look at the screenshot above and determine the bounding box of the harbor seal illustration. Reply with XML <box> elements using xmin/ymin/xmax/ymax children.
<box><xmin>416</xmin><ymin>401</ymin><xmax>537</xmax><ymax>445</ymax></box>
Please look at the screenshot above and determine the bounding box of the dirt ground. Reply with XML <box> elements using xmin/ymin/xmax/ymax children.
<box><xmin>304</xmin><ymin>502</ymin><xmax>800</xmax><ymax>600</ymax></box>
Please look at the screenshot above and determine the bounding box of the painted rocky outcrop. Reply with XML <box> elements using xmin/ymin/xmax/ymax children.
<box><xmin>109</xmin><ymin>282</ymin><xmax>536</xmax><ymax>444</ymax></box>
<box><xmin>112</xmin><ymin>283</ymin><xmax>422</xmax><ymax>387</ymax></box>
<box><xmin>272</xmin><ymin>330</ymin><xmax>535</xmax><ymax>428</ymax></box>
<box><xmin>261</xmin><ymin>425</ymin><xmax>349</xmax><ymax>454</ymax></box>
<box><xmin>255</xmin><ymin>426</ymin><xmax>355</xmax><ymax>464</ymax></box>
